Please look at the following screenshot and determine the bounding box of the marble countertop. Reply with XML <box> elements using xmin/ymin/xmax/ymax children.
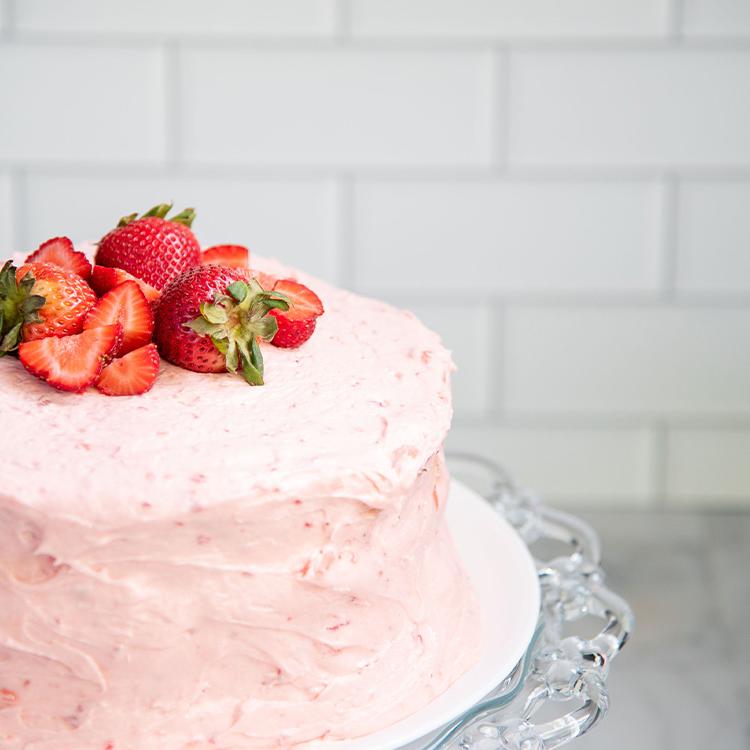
<box><xmin>567</xmin><ymin>510</ymin><xmax>749</xmax><ymax>750</ymax></box>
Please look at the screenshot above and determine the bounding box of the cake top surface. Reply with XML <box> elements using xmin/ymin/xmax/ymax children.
<box><xmin>1</xmin><ymin>254</ymin><xmax>453</xmax><ymax>525</ymax></box>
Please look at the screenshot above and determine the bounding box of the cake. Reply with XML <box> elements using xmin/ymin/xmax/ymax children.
<box><xmin>0</xmin><ymin>237</ymin><xmax>481</xmax><ymax>748</ymax></box>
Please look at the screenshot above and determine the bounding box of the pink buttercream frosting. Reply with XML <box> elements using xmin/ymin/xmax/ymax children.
<box><xmin>0</xmin><ymin>254</ymin><xmax>481</xmax><ymax>749</ymax></box>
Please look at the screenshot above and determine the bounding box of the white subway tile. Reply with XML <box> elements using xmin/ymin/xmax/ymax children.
<box><xmin>677</xmin><ymin>181</ymin><xmax>750</xmax><ymax>295</ymax></box>
<box><xmin>0</xmin><ymin>174</ymin><xmax>13</xmax><ymax>255</ymax></box>
<box><xmin>667</xmin><ymin>429</ymin><xmax>750</xmax><ymax>505</ymax></box>
<box><xmin>510</xmin><ymin>50</ymin><xmax>750</xmax><ymax>167</ymax></box>
<box><xmin>447</xmin><ymin>425</ymin><xmax>655</xmax><ymax>507</ymax></box>
<box><xmin>180</xmin><ymin>49</ymin><xmax>494</xmax><ymax>167</ymax></box>
<box><xmin>352</xmin><ymin>0</ymin><xmax>669</xmax><ymax>38</ymax></box>
<box><xmin>504</xmin><ymin>307</ymin><xmax>750</xmax><ymax>416</ymax></box>
<box><xmin>23</xmin><ymin>175</ymin><xmax>340</xmax><ymax>282</ymax></box>
<box><xmin>683</xmin><ymin>0</ymin><xmax>750</xmax><ymax>37</ymax></box>
<box><xmin>0</xmin><ymin>45</ymin><xmax>165</xmax><ymax>164</ymax></box>
<box><xmin>409</xmin><ymin>303</ymin><xmax>492</xmax><ymax>417</ymax></box>
<box><xmin>15</xmin><ymin>0</ymin><xmax>337</xmax><ymax>37</ymax></box>
<box><xmin>354</xmin><ymin>180</ymin><xmax>662</xmax><ymax>294</ymax></box>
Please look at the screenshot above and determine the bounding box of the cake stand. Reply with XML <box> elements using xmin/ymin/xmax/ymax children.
<box><xmin>406</xmin><ymin>453</ymin><xmax>634</xmax><ymax>750</ymax></box>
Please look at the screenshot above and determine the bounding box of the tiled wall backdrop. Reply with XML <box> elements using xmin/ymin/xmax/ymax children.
<box><xmin>1</xmin><ymin>0</ymin><xmax>749</xmax><ymax>509</ymax></box>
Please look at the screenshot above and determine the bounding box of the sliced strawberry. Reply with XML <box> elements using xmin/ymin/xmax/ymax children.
<box><xmin>96</xmin><ymin>343</ymin><xmax>160</xmax><ymax>397</ymax></box>
<box><xmin>253</xmin><ymin>271</ymin><xmax>277</xmax><ymax>290</ymax></box>
<box><xmin>268</xmin><ymin>279</ymin><xmax>324</xmax><ymax>349</ymax></box>
<box><xmin>90</xmin><ymin>265</ymin><xmax>161</xmax><ymax>303</ymax></box>
<box><xmin>272</xmin><ymin>279</ymin><xmax>324</xmax><ymax>319</ymax></box>
<box><xmin>19</xmin><ymin>324</ymin><xmax>121</xmax><ymax>392</ymax></box>
<box><xmin>26</xmin><ymin>237</ymin><xmax>91</xmax><ymax>280</ymax></box>
<box><xmin>202</xmin><ymin>245</ymin><xmax>249</xmax><ymax>268</ymax></box>
<box><xmin>83</xmin><ymin>280</ymin><xmax>154</xmax><ymax>355</ymax></box>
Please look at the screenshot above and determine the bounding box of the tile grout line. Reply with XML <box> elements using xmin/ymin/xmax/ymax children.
<box><xmin>6</xmin><ymin>32</ymin><xmax>750</xmax><ymax>51</ymax></box>
<box><xmin>490</xmin><ymin>302</ymin><xmax>507</xmax><ymax>419</ymax></box>
<box><xmin>668</xmin><ymin>0</ymin><xmax>685</xmax><ymax>39</ymax></box>
<box><xmin>163</xmin><ymin>42</ymin><xmax>182</xmax><ymax>168</ymax></box>
<box><xmin>659</xmin><ymin>175</ymin><xmax>680</xmax><ymax>300</ymax></box>
<box><xmin>491</xmin><ymin>45</ymin><xmax>511</xmax><ymax>169</ymax></box>
<box><xmin>651</xmin><ymin>422</ymin><xmax>670</xmax><ymax>509</ymax></box>
<box><xmin>333</xmin><ymin>0</ymin><xmax>351</xmax><ymax>42</ymax></box>
<box><xmin>5</xmin><ymin>162</ymin><xmax>750</xmax><ymax>182</ymax></box>
<box><xmin>336</xmin><ymin>176</ymin><xmax>356</xmax><ymax>289</ymax></box>
<box><xmin>10</xmin><ymin>166</ymin><xmax>27</xmax><ymax>251</ymax></box>
<box><xmin>1</xmin><ymin>0</ymin><xmax>14</xmax><ymax>39</ymax></box>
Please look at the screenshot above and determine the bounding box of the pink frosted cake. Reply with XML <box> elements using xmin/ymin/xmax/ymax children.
<box><xmin>0</xmin><ymin>234</ymin><xmax>481</xmax><ymax>748</ymax></box>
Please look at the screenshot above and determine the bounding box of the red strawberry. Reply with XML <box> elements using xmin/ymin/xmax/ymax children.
<box><xmin>95</xmin><ymin>203</ymin><xmax>201</xmax><ymax>290</ymax></box>
<box><xmin>83</xmin><ymin>281</ymin><xmax>153</xmax><ymax>356</ymax></box>
<box><xmin>252</xmin><ymin>270</ymin><xmax>277</xmax><ymax>290</ymax></box>
<box><xmin>90</xmin><ymin>265</ymin><xmax>160</xmax><ymax>303</ymax></box>
<box><xmin>268</xmin><ymin>279</ymin><xmax>324</xmax><ymax>349</ymax></box>
<box><xmin>13</xmin><ymin>262</ymin><xmax>97</xmax><ymax>342</ymax></box>
<box><xmin>19</xmin><ymin>324</ymin><xmax>122</xmax><ymax>392</ymax></box>
<box><xmin>202</xmin><ymin>244</ymin><xmax>249</xmax><ymax>268</ymax></box>
<box><xmin>154</xmin><ymin>265</ymin><xmax>287</xmax><ymax>385</ymax></box>
<box><xmin>96</xmin><ymin>343</ymin><xmax>160</xmax><ymax>397</ymax></box>
<box><xmin>26</xmin><ymin>237</ymin><xmax>91</xmax><ymax>280</ymax></box>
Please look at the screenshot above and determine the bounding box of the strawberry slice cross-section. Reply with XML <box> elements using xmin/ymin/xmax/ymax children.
<box><xmin>201</xmin><ymin>245</ymin><xmax>249</xmax><ymax>269</ymax></box>
<box><xmin>268</xmin><ymin>279</ymin><xmax>324</xmax><ymax>349</ymax></box>
<box><xmin>83</xmin><ymin>280</ymin><xmax>154</xmax><ymax>355</ymax></box>
<box><xmin>26</xmin><ymin>237</ymin><xmax>92</xmax><ymax>280</ymax></box>
<box><xmin>90</xmin><ymin>265</ymin><xmax>160</xmax><ymax>303</ymax></box>
<box><xmin>96</xmin><ymin>343</ymin><xmax>160</xmax><ymax>397</ymax></box>
<box><xmin>18</xmin><ymin>324</ymin><xmax>122</xmax><ymax>392</ymax></box>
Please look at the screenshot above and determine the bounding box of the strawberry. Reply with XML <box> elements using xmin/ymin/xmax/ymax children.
<box><xmin>25</xmin><ymin>237</ymin><xmax>91</xmax><ymax>280</ymax></box>
<box><xmin>95</xmin><ymin>203</ymin><xmax>201</xmax><ymax>290</ymax></box>
<box><xmin>154</xmin><ymin>265</ymin><xmax>288</xmax><ymax>385</ymax></box>
<box><xmin>0</xmin><ymin>262</ymin><xmax>97</xmax><ymax>348</ymax></box>
<box><xmin>90</xmin><ymin>265</ymin><xmax>161</xmax><ymax>303</ymax></box>
<box><xmin>96</xmin><ymin>343</ymin><xmax>160</xmax><ymax>397</ymax></box>
<box><xmin>268</xmin><ymin>279</ymin><xmax>324</xmax><ymax>349</ymax></box>
<box><xmin>19</xmin><ymin>324</ymin><xmax>122</xmax><ymax>392</ymax></box>
<box><xmin>201</xmin><ymin>244</ymin><xmax>249</xmax><ymax>268</ymax></box>
<box><xmin>252</xmin><ymin>270</ymin><xmax>277</xmax><ymax>290</ymax></box>
<box><xmin>83</xmin><ymin>280</ymin><xmax>154</xmax><ymax>356</ymax></box>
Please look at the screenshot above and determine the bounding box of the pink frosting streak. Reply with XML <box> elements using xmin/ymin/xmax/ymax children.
<box><xmin>0</xmin><ymin>254</ymin><xmax>481</xmax><ymax>749</ymax></box>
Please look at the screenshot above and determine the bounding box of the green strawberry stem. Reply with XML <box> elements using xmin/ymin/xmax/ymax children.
<box><xmin>170</xmin><ymin>208</ymin><xmax>196</xmax><ymax>228</ymax></box>
<box><xmin>184</xmin><ymin>278</ymin><xmax>289</xmax><ymax>386</ymax></box>
<box><xmin>143</xmin><ymin>203</ymin><xmax>173</xmax><ymax>219</ymax></box>
<box><xmin>117</xmin><ymin>204</ymin><xmax>196</xmax><ymax>228</ymax></box>
<box><xmin>0</xmin><ymin>261</ymin><xmax>45</xmax><ymax>357</ymax></box>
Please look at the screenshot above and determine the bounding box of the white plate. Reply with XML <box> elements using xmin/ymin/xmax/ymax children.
<box><xmin>345</xmin><ymin>479</ymin><xmax>541</xmax><ymax>750</ymax></box>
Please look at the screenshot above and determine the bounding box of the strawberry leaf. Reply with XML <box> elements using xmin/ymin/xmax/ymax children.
<box><xmin>0</xmin><ymin>261</ymin><xmax>46</xmax><ymax>357</ymax></box>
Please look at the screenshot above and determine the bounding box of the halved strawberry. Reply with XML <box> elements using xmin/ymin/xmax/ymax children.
<box><xmin>96</xmin><ymin>343</ymin><xmax>160</xmax><ymax>397</ymax></box>
<box><xmin>253</xmin><ymin>271</ymin><xmax>277</xmax><ymax>290</ymax></box>
<box><xmin>202</xmin><ymin>245</ymin><xmax>249</xmax><ymax>268</ymax></box>
<box><xmin>83</xmin><ymin>281</ymin><xmax>154</xmax><ymax>355</ymax></box>
<box><xmin>90</xmin><ymin>265</ymin><xmax>161</xmax><ymax>303</ymax></box>
<box><xmin>268</xmin><ymin>279</ymin><xmax>324</xmax><ymax>349</ymax></box>
<box><xmin>19</xmin><ymin>324</ymin><xmax>121</xmax><ymax>392</ymax></box>
<box><xmin>26</xmin><ymin>237</ymin><xmax>91</xmax><ymax>280</ymax></box>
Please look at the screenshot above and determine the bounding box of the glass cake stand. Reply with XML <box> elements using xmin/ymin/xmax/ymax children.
<box><xmin>404</xmin><ymin>453</ymin><xmax>634</xmax><ymax>750</ymax></box>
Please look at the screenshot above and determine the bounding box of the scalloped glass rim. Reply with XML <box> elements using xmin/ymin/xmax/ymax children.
<box><xmin>343</xmin><ymin>479</ymin><xmax>541</xmax><ymax>750</ymax></box>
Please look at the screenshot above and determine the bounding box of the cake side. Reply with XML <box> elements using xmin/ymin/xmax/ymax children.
<box><xmin>0</xmin><ymin>452</ymin><xmax>480</xmax><ymax>749</ymax></box>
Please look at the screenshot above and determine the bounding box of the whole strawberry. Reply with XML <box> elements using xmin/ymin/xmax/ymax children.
<box><xmin>154</xmin><ymin>265</ymin><xmax>289</xmax><ymax>385</ymax></box>
<box><xmin>0</xmin><ymin>261</ymin><xmax>96</xmax><ymax>355</ymax></box>
<box><xmin>95</xmin><ymin>203</ymin><xmax>201</xmax><ymax>290</ymax></box>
